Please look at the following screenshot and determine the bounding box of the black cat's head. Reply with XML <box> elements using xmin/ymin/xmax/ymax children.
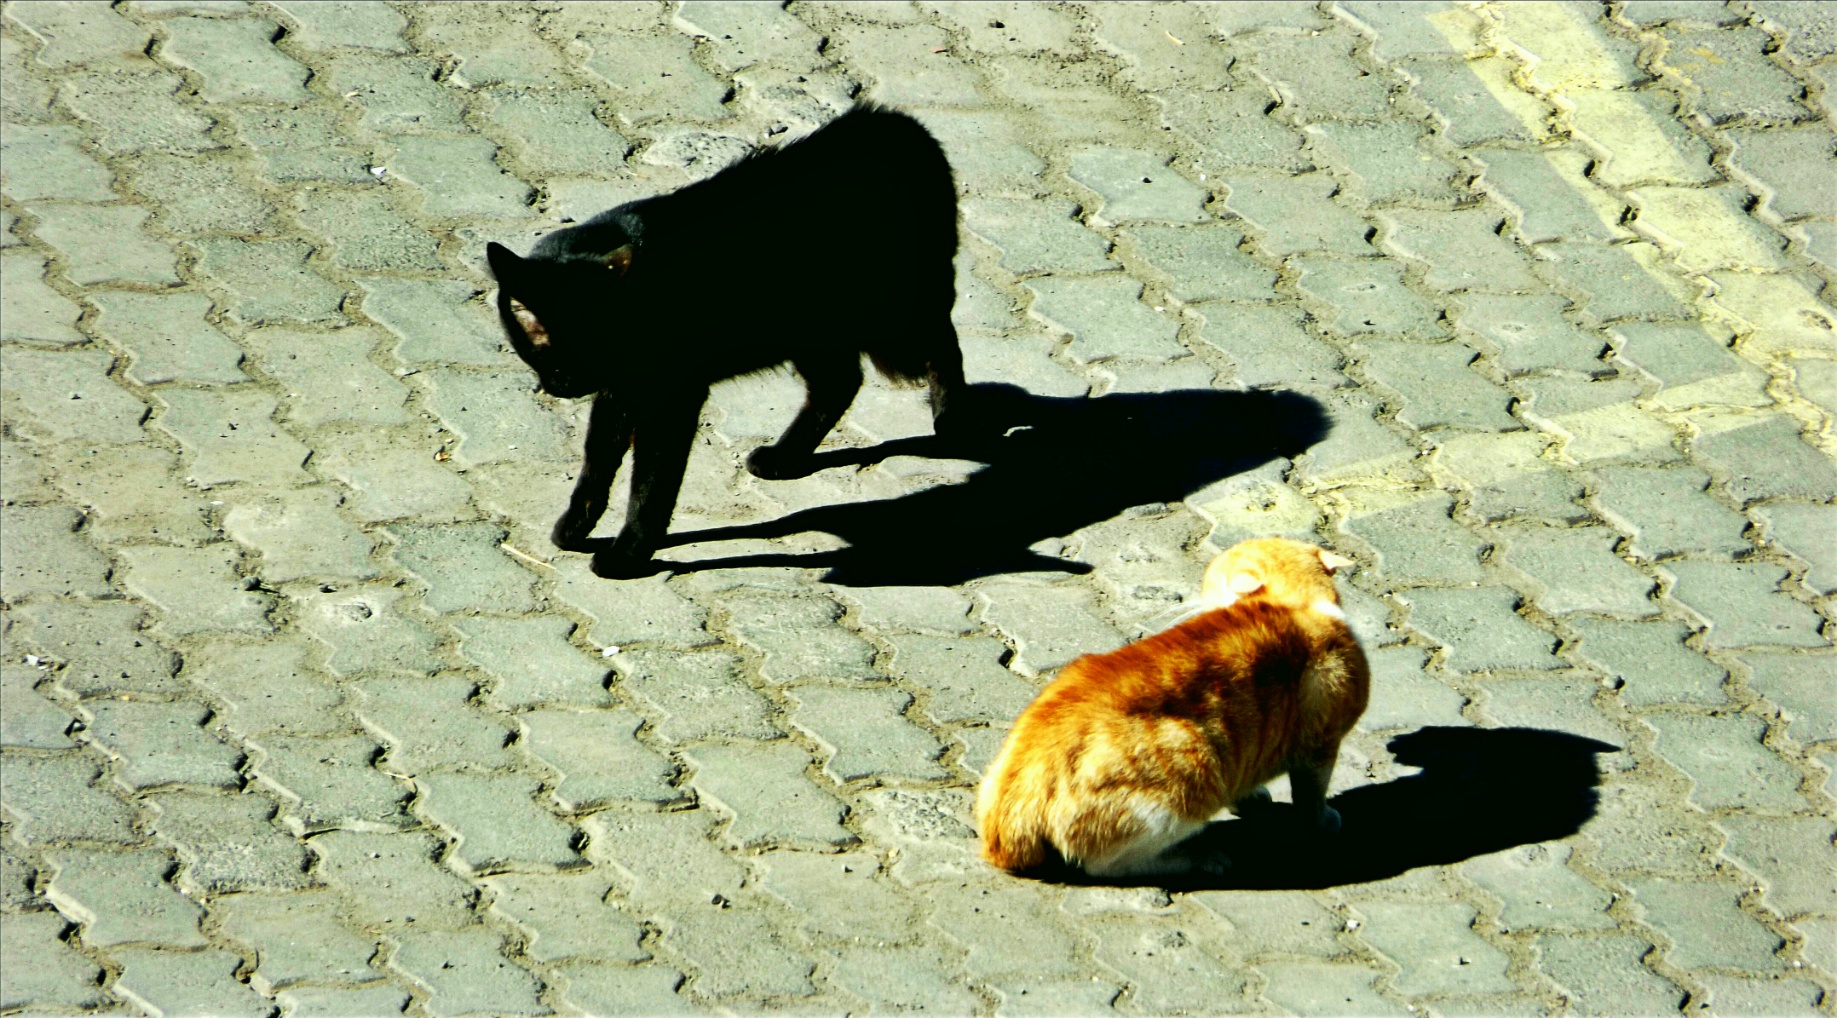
<box><xmin>485</xmin><ymin>238</ymin><xmax>634</xmax><ymax>400</ymax></box>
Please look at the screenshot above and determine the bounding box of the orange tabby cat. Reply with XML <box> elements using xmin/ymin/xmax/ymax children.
<box><xmin>976</xmin><ymin>538</ymin><xmax>1369</xmax><ymax>876</ymax></box>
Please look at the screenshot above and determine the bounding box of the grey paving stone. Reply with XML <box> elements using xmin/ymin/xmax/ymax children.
<box><xmin>1069</xmin><ymin>149</ymin><xmax>1208</xmax><ymax>224</ymax></box>
<box><xmin>151</xmin><ymin>790</ymin><xmax>312</xmax><ymax>894</ymax></box>
<box><xmin>1463</xmin><ymin>842</ymin><xmax>1616</xmax><ymax>932</ymax></box>
<box><xmin>118</xmin><ymin>545</ymin><xmax>274</xmax><ymax>636</ymax></box>
<box><xmin>579</xmin><ymin>30</ymin><xmax>732</xmax><ymax>123</ymax></box>
<box><xmin>189</xmin><ymin>237</ymin><xmax>347</xmax><ymax>326</ymax></box>
<box><xmin>554</xmin><ymin>963</ymin><xmax>695</xmax><ymax>1016</ymax></box>
<box><xmin>313</xmin><ymin>428</ymin><xmax>476</xmax><ymax>524</ymax></box>
<box><xmin>2</xmin><ymin>346</ymin><xmax>149</xmax><ymax>445</ymax></box>
<box><xmin>1482</xmin><ymin>676</ymin><xmax>1629</xmax><ymax>758</ymax></box>
<box><xmin>719</xmin><ymin>588</ymin><xmax>879</xmax><ymax>683</ymax></box>
<box><xmin>1434</xmin><ymin>431</ymin><xmax>1586</xmax><ymax>523</ymax></box>
<box><xmin>658</xmin><ymin>900</ymin><xmax>819</xmax><ymax>1001</ymax></box>
<box><xmin>0</xmin><ymin>843</ymin><xmax>35</xmax><ymax>909</ymax></box>
<box><xmin>550</xmin><ymin>567</ymin><xmax>713</xmax><ymax>649</ymax></box>
<box><xmin>1645</xmin><ymin>713</ymin><xmax>1804</xmax><ymax>811</ymax></box>
<box><xmin>963</xmin><ymin>196</ymin><xmax>1114</xmax><ymax>275</ymax></box>
<box><xmin>1662</xmin><ymin>560</ymin><xmax>1827</xmax><ymax>649</ymax></box>
<box><xmin>1361</xmin><ymin>645</ymin><xmax>1468</xmax><ymax>730</ymax></box>
<box><xmin>881</xmin><ymin>632</ymin><xmax>1039</xmax><ymax>727</ymax></box>
<box><xmin>248</xmin><ymin>734</ymin><xmax>410</xmax><ymax>832</ymax></box>
<box><xmin>1632</xmin><ymin>183</ymin><xmax>1788</xmax><ymax>272</ymax></box>
<box><xmin>1566</xmin><ymin>617</ymin><xmax>1726</xmax><ymax>707</ymax></box>
<box><xmin>1336</xmin><ymin>1</ymin><xmax>1464</xmax><ymax>61</ymax></box>
<box><xmin>4</xmin><ymin>1</ymin><xmax>152</xmax><ymax>67</ymax></box>
<box><xmin>0</xmin><ymin>435</ymin><xmax>53</xmax><ymax>502</ymax></box>
<box><xmin>676</xmin><ymin>0</ymin><xmax>826</xmax><ymax>71</ymax></box>
<box><xmin>453</xmin><ymin>615</ymin><xmax>611</xmax><ymax>709</ymax></box>
<box><xmin>1661</xmin><ymin>25</ymin><xmax>1810</xmax><ymax>125</ymax></box>
<box><xmin>932</xmin><ymin>0</ymin><xmax>1079</xmax><ymax>55</ymax></box>
<box><xmin>1406</xmin><ymin>60</ymin><xmax>1541</xmax><ymax>149</ymax></box>
<box><xmin>1296</xmin><ymin>256</ymin><xmax>1445</xmax><ymax>339</ymax></box>
<box><xmin>422</xmin><ymin>368</ymin><xmax>573</xmax><ymax>466</ymax></box>
<box><xmin>581</xmin><ymin>806</ymin><xmax>746</xmax><ymax>909</ymax></box>
<box><xmin>84</xmin><ymin>699</ymin><xmax>242</xmax><ymax>791</ymax></box>
<box><xmin>1378</xmin><ymin>206</ymin><xmax>1540</xmax><ymax>294</ymax></box>
<box><xmin>0</xmin><ymin>124</ymin><xmax>115</xmax><ymax>200</ymax></box>
<box><xmin>0</xmin><ymin>909</ymin><xmax>105</xmax><ymax>1011</ymax></box>
<box><xmin>276</xmin><ymin>984</ymin><xmax>414</xmax><ymax>1018</ymax></box>
<box><xmin>1158</xmin><ymin>82</ymin><xmax>1310</xmax><ymax>175</ymax></box>
<box><xmin>26</xmin><ymin>202</ymin><xmax>179</xmax><ymax>286</ymax></box>
<box><xmin>355</xmin><ymin>673</ymin><xmax>516</xmax><ymax>773</ymax></box>
<box><xmin>391</xmin><ymin>926</ymin><xmax>547</xmax><ymax>1017</ymax></box>
<box><xmin>1753</xmin><ymin>503</ymin><xmax>1837</xmax><ymax>595</ymax></box>
<box><xmin>1255</xmin><ymin>959</ymin><xmax>1408</xmax><ymax>1016</ymax></box>
<box><xmin>1</xmin><ymin>665</ymin><xmax>75</xmax><ymax>748</ymax></box>
<box><xmin>323</xmin><ymin>53</ymin><xmax>469</xmax><ymax>133</ymax></box>
<box><xmin>1224</xmin><ymin>171</ymin><xmax>1373</xmax><ymax>257</ymax></box>
<box><xmin>1728</xmin><ymin>126</ymin><xmax>1837</xmax><ymax>222</ymax></box>
<box><xmin>1592</xmin><ymin>465</ymin><xmax>1751</xmax><ymax>560</ymax></box>
<box><xmin>1586</xmin><ymin>775</ymin><xmax>1726</xmax><ymax>875</ymax></box>
<box><xmin>112</xmin><ymin>947</ymin><xmax>271</xmax><ymax>1018</ymax></box>
<box><xmin>1088</xmin><ymin>2</ymin><xmax>1231</xmax><ymax>88</ymax></box>
<box><xmin>223</xmin><ymin>488</ymin><xmax>378</xmax><ymax>583</ymax></box>
<box><xmin>56</xmin><ymin>69</ymin><xmax>217</xmax><ymax>155</ymax></box>
<box><xmin>387</xmin><ymin>521</ymin><xmax>537</xmax><ymax>614</ymax></box>
<box><xmin>788</xmin><ymin>685</ymin><xmax>950</xmax><ymax>782</ymax></box>
<box><xmin>1694</xmin><ymin>415</ymin><xmax>1837</xmax><ymax>504</ymax></box>
<box><xmin>1738</xmin><ymin>650</ymin><xmax>1836</xmax><ymax>746</ymax></box>
<box><xmin>1028</xmin><ymin>274</ymin><xmax>1186</xmax><ymax>363</ymax></box>
<box><xmin>1088</xmin><ymin>917</ymin><xmax>1252</xmax><ymax>1014</ymax></box>
<box><xmin>387</xmin><ymin>134</ymin><xmax>534</xmax><ymax>219</ymax></box>
<box><xmin>181</xmin><ymin>637</ymin><xmax>347</xmax><ymax>739</ymax></box>
<box><xmin>686</xmin><ymin>740</ymin><xmax>852</xmax><ymax>848</ymax></box>
<box><xmin>1607</xmin><ymin>320</ymin><xmax>1759</xmax><ymax>395</ymax></box>
<box><xmin>0</xmin><ymin>35</ymin><xmax>53</xmax><ymax>124</ymax></box>
<box><xmin>0</xmin><ymin>251</ymin><xmax>84</xmax><ymax>345</ymax></box>
<box><xmin>836</xmin><ymin>22</ymin><xmax>982</xmax><ymax>108</ymax></box>
<box><xmin>0</xmin><ymin>753</ymin><xmax>139</xmax><ymax>845</ymax></box>
<box><xmin>485</xmin><ymin>89</ymin><xmax>631</xmax><ymax>177</ymax></box>
<box><xmin>1358</xmin><ymin>339</ymin><xmax>1519</xmax><ymax>432</ymax></box>
<box><xmin>1342</xmin><ymin>495</ymin><xmax>1487</xmax><ymax>586</ymax></box>
<box><xmin>990</xmin><ymin>976</ymin><xmax>1122</xmax><ymax>1015</ymax></box>
<box><xmin>308</xmin><ymin>830</ymin><xmax>475</xmax><ymax>931</ymax></box>
<box><xmin>1492</xmin><ymin>524</ymin><xmax>1657</xmax><ymax>617</ymax></box>
<box><xmin>1194</xmin><ymin>303</ymin><xmax>1346</xmax><ymax>390</ymax></box>
<box><xmin>1696</xmin><ymin>975</ymin><xmax>1824</xmax><ymax>1015</ymax></box>
<box><xmin>1310</xmin><ymin>120</ymin><xmax>1463</xmax><ymax>204</ymax></box>
<box><xmin>1536</xmin><ymin>934</ymin><xmax>1682</xmax><ymax>1017</ymax></box>
<box><xmin>928</xmin><ymin>881</ymin><xmax>1083</xmax><ymax>981</ymax></box>
<box><xmin>88</xmin><ymin>290</ymin><xmax>248</xmax><ymax>386</ymax></box>
<box><xmin>45</xmin><ymin>847</ymin><xmax>206</xmax><ymax>948</ymax></box>
<box><xmin>270</xmin><ymin>0</ymin><xmax>409</xmax><ymax>51</ymax></box>
<box><xmin>159</xmin><ymin>16</ymin><xmax>309</xmax><ymax>102</ymax></box>
<box><xmin>0</xmin><ymin>504</ymin><xmax>113</xmax><ymax>601</ymax></box>
<box><xmin>1300</xmin><ymin>390</ymin><xmax>1420</xmax><ymax>481</ymax></box>
<box><xmin>1354</xmin><ymin>900</ymin><xmax>1514</xmax><ymax>996</ymax></box>
<box><xmin>228</xmin><ymin>105</ymin><xmax>373</xmax><ymax>184</ymax></box>
<box><xmin>298</xmin><ymin>180</ymin><xmax>447</xmax><ymax>267</ymax></box>
<box><xmin>518</xmin><ymin>709</ymin><xmax>675</xmax><ymax>809</ymax></box>
<box><xmin>1714</xmin><ymin>815</ymin><xmax>1834</xmax><ymax>918</ymax></box>
<box><xmin>248</xmin><ymin>327</ymin><xmax>412</xmax><ymax>426</ymax></box>
<box><xmin>1244</xmin><ymin>29</ymin><xmax>1396</xmax><ymax>122</ymax></box>
<box><xmin>977</xmin><ymin>579</ymin><xmax>1125</xmax><ymax>675</ymax></box>
<box><xmin>1536</xmin><ymin>240</ymin><xmax>1694</xmax><ymax>322</ymax></box>
<box><xmin>758</xmin><ymin>849</ymin><xmax>918</xmax><ymax>943</ymax></box>
<box><xmin>913</xmin><ymin>108</ymin><xmax>1045</xmax><ymax>197</ymax></box>
<box><xmin>831</xmin><ymin>942</ymin><xmax>980</xmax><ymax>1013</ymax></box>
<box><xmin>854</xmin><ymin>786</ymin><xmax>980</xmax><ymax>885</ymax></box>
<box><xmin>840</xmin><ymin>585</ymin><xmax>977</xmax><ymax>636</ymax></box>
<box><xmin>612</xmin><ymin>648</ymin><xmax>779</xmax><ymax>744</ymax></box>
<box><xmin>415</xmin><ymin>2</ymin><xmax>570</xmax><ymax>88</ymax></box>
<box><xmin>1456</xmin><ymin>294</ymin><xmax>1608</xmax><ymax>377</ymax></box>
<box><xmin>48</xmin><ymin>443</ymin><xmax>217</xmax><ymax>547</ymax></box>
<box><xmin>1121</xmin><ymin>224</ymin><xmax>1275</xmax><ymax>304</ymax></box>
<box><xmin>213</xmin><ymin>889</ymin><xmax>381</xmax><ymax>990</ymax></box>
<box><xmin>1626</xmin><ymin>875</ymin><xmax>1785</xmax><ymax>969</ymax></box>
<box><xmin>484</xmin><ymin>870</ymin><xmax>646</xmax><ymax>965</ymax></box>
<box><xmin>418</xmin><ymin>771</ymin><xmax>580</xmax><ymax>872</ymax></box>
<box><xmin>1400</xmin><ymin>586</ymin><xmax>1562</xmax><ymax>672</ymax></box>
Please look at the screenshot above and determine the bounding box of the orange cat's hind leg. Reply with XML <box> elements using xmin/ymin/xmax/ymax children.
<box><xmin>1076</xmin><ymin>802</ymin><xmax>1209</xmax><ymax>878</ymax></box>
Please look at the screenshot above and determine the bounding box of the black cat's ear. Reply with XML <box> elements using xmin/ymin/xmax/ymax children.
<box><xmin>603</xmin><ymin>244</ymin><xmax>634</xmax><ymax>276</ymax></box>
<box><xmin>485</xmin><ymin>241</ymin><xmax>523</xmax><ymax>283</ymax></box>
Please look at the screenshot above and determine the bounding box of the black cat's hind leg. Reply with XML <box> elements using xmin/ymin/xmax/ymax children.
<box><xmin>1289</xmin><ymin>748</ymin><xmax>1343</xmax><ymax>835</ymax></box>
<box><xmin>746</xmin><ymin>355</ymin><xmax>862</xmax><ymax>481</ymax></box>
<box><xmin>554</xmin><ymin>393</ymin><xmax>633</xmax><ymax>551</ymax></box>
<box><xmin>594</xmin><ymin>393</ymin><xmax>703</xmax><ymax>578</ymax></box>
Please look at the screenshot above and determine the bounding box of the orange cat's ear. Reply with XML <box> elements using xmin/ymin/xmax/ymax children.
<box><xmin>1318</xmin><ymin>549</ymin><xmax>1355</xmax><ymax>574</ymax></box>
<box><xmin>1228</xmin><ymin>572</ymin><xmax>1264</xmax><ymax>596</ymax></box>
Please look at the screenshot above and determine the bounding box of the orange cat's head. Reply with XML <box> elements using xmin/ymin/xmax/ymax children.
<box><xmin>1198</xmin><ymin>538</ymin><xmax>1355</xmax><ymax>616</ymax></box>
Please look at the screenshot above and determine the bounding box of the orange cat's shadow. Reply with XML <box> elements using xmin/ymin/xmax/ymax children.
<box><xmin>1018</xmin><ymin>726</ymin><xmax>1620</xmax><ymax>890</ymax></box>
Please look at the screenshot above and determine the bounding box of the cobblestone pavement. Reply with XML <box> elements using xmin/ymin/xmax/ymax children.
<box><xmin>2</xmin><ymin>1</ymin><xmax>1834</xmax><ymax>1015</ymax></box>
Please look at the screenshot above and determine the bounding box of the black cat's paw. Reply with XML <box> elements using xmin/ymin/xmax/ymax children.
<box><xmin>552</xmin><ymin>511</ymin><xmax>598</xmax><ymax>551</ymax></box>
<box><xmin>746</xmin><ymin>445</ymin><xmax>813</xmax><ymax>480</ymax></box>
<box><xmin>1314</xmin><ymin>806</ymin><xmax>1343</xmax><ymax>835</ymax></box>
<box><xmin>591</xmin><ymin>549</ymin><xmax>660</xmax><ymax>580</ymax></box>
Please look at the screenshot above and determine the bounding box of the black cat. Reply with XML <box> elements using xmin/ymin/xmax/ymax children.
<box><xmin>486</xmin><ymin>104</ymin><xmax>966</xmax><ymax>579</ymax></box>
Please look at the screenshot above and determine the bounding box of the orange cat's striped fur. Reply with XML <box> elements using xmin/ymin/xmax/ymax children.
<box><xmin>976</xmin><ymin>538</ymin><xmax>1371</xmax><ymax>877</ymax></box>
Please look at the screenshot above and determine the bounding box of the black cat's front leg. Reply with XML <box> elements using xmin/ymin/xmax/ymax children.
<box><xmin>554</xmin><ymin>393</ymin><xmax>634</xmax><ymax>551</ymax></box>
<box><xmin>593</xmin><ymin>392</ymin><xmax>703</xmax><ymax>578</ymax></box>
<box><xmin>746</xmin><ymin>356</ymin><xmax>862</xmax><ymax>480</ymax></box>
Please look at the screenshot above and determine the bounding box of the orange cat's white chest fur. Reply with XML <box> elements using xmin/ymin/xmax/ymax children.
<box><xmin>975</xmin><ymin>538</ymin><xmax>1370</xmax><ymax>877</ymax></box>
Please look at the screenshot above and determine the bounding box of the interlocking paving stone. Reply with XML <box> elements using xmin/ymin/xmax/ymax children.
<box><xmin>277</xmin><ymin>985</ymin><xmax>415</xmax><ymax>1018</ymax></box>
<box><xmin>391</xmin><ymin>926</ymin><xmax>548</xmax><ymax>1017</ymax></box>
<box><xmin>579</xmin><ymin>30</ymin><xmax>732</xmax><ymax>123</ymax></box>
<box><xmin>1158</xmin><ymin>82</ymin><xmax>1310</xmax><ymax>175</ymax></box>
<box><xmin>0</xmin><ymin>754</ymin><xmax>140</xmax><ymax>845</ymax></box>
<box><xmin>1342</xmin><ymin>495</ymin><xmax>1486</xmax><ymax>586</ymax></box>
<box><xmin>1607</xmin><ymin>320</ymin><xmax>1756</xmax><ymax>393</ymax></box>
<box><xmin>0</xmin><ymin>504</ymin><xmax>113</xmax><ymax>600</ymax></box>
<box><xmin>1310</xmin><ymin>120</ymin><xmax>1462</xmax><ymax>204</ymax></box>
<box><xmin>152</xmin><ymin>387</ymin><xmax>314</xmax><ymax>488</ymax></box>
<box><xmin>757</xmin><ymin>849</ymin><xmax>918</xmax><ymax>943</ymax></box>
<box><xmin>1245</xmin><ymin>29</ymin><xmax>1396</xmax><ymax>122</ymax></box>
<box><xmin>831</xmin><ymin>942</ymin><xmax>981</xmax><ymax>1013</ymax></box>
<box><xmin>1728</xmin><ymin>126</ymin><xmax>1837</xmax><ymax>221</ymax></box>
<box><xmin>1536</xmin><ymin>934</ymin><xmax>1683</xmax><ymax>1016</ymax></box>
<box><xmin>989</xmin><ymin>975</ymin><xmax>1122</xmax><ymax>1015</ymax></box>
<box><xmin>1662</xmin><ymin>560</ymin><xmax>1828</xmax><ymax>649</ymax></box>
<box><xmin>1357</xmin><ymin>339</ymin><xmax>1519</xmax><ymax>431</ymax></box>
<box><xmin>1380</xmin><ymin>206</ymin><xmax>1543</xmax><ymax>294</ymax></box>
<box><xmin>686</xmin><ymin>740</ymin><xmax>853</xmax><ymax>848</ymax></box>
<box><xmin>611</xmin><ymin>648</ymin><xmax>779</xmax><ymax>744</ymax></box>
<box><xmin>181</xmin><ymin>637</ymin><xmax>345</xmax><ymax>738</ymax></box>
<box><xmin>1069</xmin><ymin>148</ymin><xmax>1209</xmax><ymax>224</ymax></box>
<box><xmin>323</xmin><ymin>52</ymin><xmax>470</xmax><ymax>134</ymax></box>
<box><xmin>1626</xmin><ymin>876</ymin><xmax>1785</xmax><ymax>970</ymax></box>
<box><xmin>41</xmin><ymin>448</ymin><xmax>212</xmax><ymax>558</ymax></box>
<box><xmin>293</xmin><ymin>189</ymin><xmax>444</xmax><ymax>273</ymax></box>
<box><xmin>1463</xmin><ymin>843</ymin><xmax>1615</xmax><ymax>932</ymax></box>
<box><xmin>483</xmin><ymin>870</ymin><xmax>647</xmax><ymax>964</ymax></box>
<box><xmin>88</xmin><ymin>290</ymin><xmax>248</xmax><ymax>386</ymax></box>
<box><xmin>112</xmin><ymin>948</ymin><xmax>272</xmax><ymax>1018</ymax></box>
<box><xmin>1714</xmin><ymin>815</ymin><xmax>1835</xmax><ymax>918</ymax></box>
<box><xmin>1536</xmin><ymin>240</ymin><xmax>1694</xmax><ymax>322</ymax></box>
<box><xmin>453</xmin><ymin>615</ymin><xmax>611</xmax><ymax>709</ymax></box>
<box><xmin>1659</xmin><ymin>24</ymin><xmax>1810</xmax><ymax>125</ymax></box>
<box><xmin>485</xmin><ymin>88</ymin><xmax>632</xmax><ymax>177</ymax></box>
<box><xmin>313</xmin><ymin>428</ymin><xmax>476</xmax><ymax>524</ymax></box>
<box><xmin>56</xmin><ymin>69</ymin><xmax>217</xmax><ymax>155</ymax></box>
<box><xmin>1738</xmin><ymin>650</ymin><xmax>1836</xmax><ymax>746</ymax></box>
<box><xmin>719</xmin><ymin>588</ymin><xmax>879</xmax><ymax>683</ymax></box>
<box><xmin>416</xmin><ymin>2</ymin><xmax>571</xmax><ymax>88</ymax></box>
<box><xmin>1</xmin><ymin>665</ymin><xmax>75</xmax><ymax>748</ymax></box>
<box><xmin>1089</xmin><ymin>916</ymin><xmax>1252</xmax><ymax>1013</ymax></box>
<box><xmin>4</xmin><ymin>1</ymin><xmax>152</xmax><ymax>67</ymax></box>
<box><xmin>388</xmin><ymin>521</ymin><xmax>538</xmax><ymax>614</ymax></box>
<box><xmin>228</xmin><ymin>105</ymin><xmax>373</xmax><ymax>184</ymax></box>
<box><xmin>418</xmin><ymin>771</ymin><xmax>580</xmax><ymax>872</ymax></box>
<box><xmin>422</xmin><ymin>368</ymin><xmax>573</xmax><ymax>467</ymax></box>
<box><xmin>83</xmin><ymin>699</ymin><xmax>241</xmax><ymax>791</ymax></box>
<box><xmin>1693</xmin><ymin>415</ymin><xmax>1837</xmax><ymax>503</ymax></box>
<box><xmin>788</xmin><ymin>685</ymin><xmax>950</xmax><ymax>782</ymax></box>
<box><xmin>553</xmin><ymin>963</ymin><xmax>695</xmax><ymax>1016</ymax></box>
<box><xmin>1753</xmin><ymin>503</ymin><xmax>1837</xmax><ymax>594</ymax></box>
<box><xmin>151</xmin><ymin>790</ymin><xmax>312</xmax><ymax>895</ymax></box>
<box><xmin>1566</xmin><ymin>617</ymin><xmax>1726</xmax><ymax>706</ymax></box>
<box><xmin>1296</xmin><ymin>256</ymin><xmax>1445</xmax><ymax>339</ymax></box>
<box><xmin>222</xmin><ymin>488</ymin><xmax>379</xmax><ymax>583</ymax></box>
<box><xmin>977</xmin><ymin>579</ymin><xmax>1125</xmax><ymax>675</ymax></box>
<box><xmin>1591</xmin><ymin>464</ymin><xmax>1751</xmax><ymax>559</ymax></box>
<box><xmin>118</xmin><ymin>545</ymin><xmax>274</xmax><ymax>636</ymax></box>
<box><xmin>270</xmin><ymin>0</ymin><xmax>410</xmax><ymax>51</ymax></box>
<box><xmin>213</xmin><ymin>889</ymin><xmax>381</xmax><ymax>990</ymax></box>
<box><xmin>356</xmin><ymin>673</ymin><xmax>516</xmax><ymax>773</ymax></box>
<box><xmin>881</xmin><ymin>632</ymin><xmax>1039</xmax><ymax>726</ymax></box>
<box><xmin>45</xmin><ymin>847</ymin><xmax>207</xmax><ymax>948</ymax></box>
<box><xmin>519</xmin><ymin>709</ymin><xmax>677</xmax><ymax>810</ymax></box>
<box><xmin>1361</xmin><ymin>645</ymin><xmax>1468</xmax><ymax>730</ymax></box>
<box><xmin>1121</xmin><ymin>224</ymin><xmax>1276</xmax><ymax>303</ymax></box>
<box><xmin>657</xmin><ymin>901</ymin><xmax>819</xmax><ymax>1001</ymax></box>
<box><xmin>963</xmin><ymin>196</ymin><xmax>1114</xmax><ymax>275</ymax></box>
<box><xmin>1354</xmin><ymin>900</ymin><xmax>1515</xmax><ymax>996</ymax></box>
<box><xmin>2</xmin><ymin>346</ymin><xmax>149</xmax><ymax>445</ymax></box>
<box><xmin>1434</xmin><ymin>431</ymin><xmax>1586</xmax><ymax>523</ymax></box>
<box><xmin>309</xmin><ymin>830</ymin><xmax>475</xmax><ymax>931</ymax></box>
<box><xmin>1256</xmin><ymin>959</ymin><xmax>1408</xmax><ymax>1015</ymax></box>
<box><xmin>125</xmin><ymin>150</ymin><xmax>277</xmax><ymax>236</ymax></box>
<box><xmin>1644</xmin><ymin>713</ymin><xmax>1804</xmax><ymax>811</ymax></box>
<box><xmin>1399</xmin><ymin>586</ymin><xmax>1562</xmax><ymax>671</ymax></box>
<box><xmin>581</xmin><ymin>807</ymin><xmax>746</xmax><ymax>909</ymax></box>
<box><xmin>1455</xmin><ymin>293</ymin><xmax>1608</xmax><ymax>376</ymax></box>
<box><xmin>158</xmin><ymin>16</ymin><xmax>310</xmax><ymax>102</ymax></box>
<box><xmin>26</xmin><ymin>202</ymin><xmax>179</xmax><ymax>286</ymax></box>
<box><xmin>0</xmin><ymin>250</ymin><xmax>84</xmax><ymax>345</ymax></box>
<box><xmin>0</xmin><ymin>123</ymin><xmax>115</xmax><ymax>200</ymax></box>
<box><xmin>248</xmin><ymin>734</ymin><xmax>410</xmax><ymax>832</ymax></box>
<box><xmin>1224</xmin><ymin>171</ymin><xmax>1374</xmax><ymax>257</ymax></box>
<box><xmin>841</xmin><ymin>585</ymin><xmax>978</xmax><ymax>636</ymax></box>
<box><xmin>0</xmin><ymin>910</ymin><xmax>105</xmax><ymax>1011</ymax></box>
<box><xmin>387</xmin><ymin>135</ymin><xmax>535</xmax><ymax>219</ymax></box>
<box><xmin>1696</xmin><ymin>975</ymin><xmax>1825</xmax><ymax>1015</ymax></box>
<box><xmin>188</xmin><ymin>237</ymin><xmax>348</xmax><ymax>326</ymax></box>
<box><xmin>550</xmin><ymin>567</ymin><xmax>713</xmax><ymax>649</ymax></box>
<box><xmin>1492</xmin><ymin>524</ymin><xmax>1657</xmax><ymax>616</ymax></box>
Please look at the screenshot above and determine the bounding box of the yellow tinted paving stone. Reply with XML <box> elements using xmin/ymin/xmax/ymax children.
<box><xmin>1631</xmin><ymin>186</ymin><xmax>1788</xmax><ymax>270</ymax></box>
<box><xmin>1710</xmin><ymin>273</ymin><xmax>1837</xmax><ymax>357</ymax></box>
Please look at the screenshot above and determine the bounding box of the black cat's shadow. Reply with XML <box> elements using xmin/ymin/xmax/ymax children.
<box><xmin>624</xmin><ymin>382</ymin><xmax>1330</xmax><ymax>586</ymax></box>
<box><xmin>1025</xmin><ymin>726</ymin><xmax>1621</xmax><ymax>891</ymax></box>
